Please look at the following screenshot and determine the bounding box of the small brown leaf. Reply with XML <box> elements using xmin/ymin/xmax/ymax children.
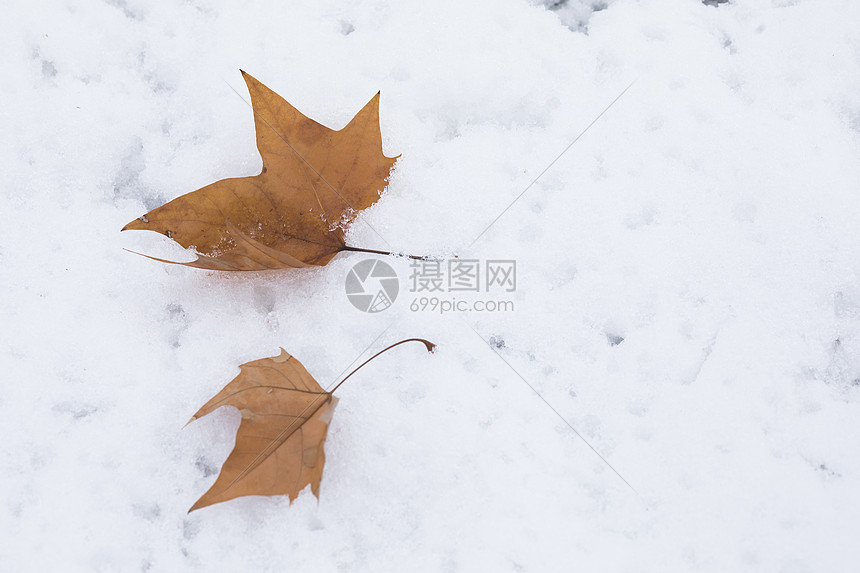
<box><xmin>188</xmin><ymin>339</ymin><xmax>436</xmax><ymax>511</ymax></box>
<box><xmin>122</xmin><ymin>71</ymin><xmax>398</xmax><ymax>270</ymax></box>
<box><xmin>188</xmin><ymin>348</ymin><xmax>337</xmax><ymax>511</ymax></box>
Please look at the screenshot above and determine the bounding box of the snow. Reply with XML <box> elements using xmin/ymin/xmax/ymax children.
<box><xmin>2</xmin><ymin>0</ymin><xmax>860</xmax><ymax>570</ymax></box>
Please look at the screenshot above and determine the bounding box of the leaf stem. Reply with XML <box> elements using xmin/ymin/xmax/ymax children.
<box><xmin>330</xmin><ymin>338</ymin><xmax>436</xmax><ymax>394</ymax></box>
<box><xmin>341</xmin><ymin>245</ymin><xmax>428</xmax><ymax>260</ymax></box>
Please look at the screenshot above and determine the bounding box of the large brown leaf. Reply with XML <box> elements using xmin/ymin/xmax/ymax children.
<box><xmin>122</xmin><ymin>71</ymin><xmax>398</xmax><ymax>270</ymax></box>
<box><xmin>188</xmin><ymin>348</ymin><xmax>338</xmax><ymax>511</ymax></box>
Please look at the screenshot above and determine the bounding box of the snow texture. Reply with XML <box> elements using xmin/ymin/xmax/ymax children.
<box><xmin>2</xmin><ymin>0</ymin><xmax>860</xmax><ymax>571</ymax></box>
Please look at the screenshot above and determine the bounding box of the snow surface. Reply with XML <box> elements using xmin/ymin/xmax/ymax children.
<box><xmin>2</xmin><ymin>0</ymin><xmax>860</xmax><ymax>571</ymax></box>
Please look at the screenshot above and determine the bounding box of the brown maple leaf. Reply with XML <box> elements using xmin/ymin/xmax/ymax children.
<box><xmin>188</xmin><ymin>348</ymin><xmax>338</xmax><ymax>511</ymax></box>
<box><xmin>188</xmin><ymin>339</ymin><xmax>435</xmax><ymax>512</ymax></box>
<box><xmin>122</xmin><ymin>71</ymin><xmax>398</xmax><ymax>270</ymax></box>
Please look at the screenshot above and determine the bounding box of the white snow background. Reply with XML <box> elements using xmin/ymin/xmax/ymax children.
<box><xmin>2</xmin><ymin>0</ymin><xmax>860</xmax><ymax>570</ymax></box>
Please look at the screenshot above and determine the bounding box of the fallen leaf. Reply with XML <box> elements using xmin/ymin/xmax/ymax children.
<box><xmin>188</xmin><ymin>339</ymin><xmax>435</xmax><ymax>512</ymax></box>
<box><xmin>188</xmin><ymin>348</ymin><xmax>338</xmax><ymax>511</ymax></box>
<box><xmin>122</xmin><ymin>71</ymin><xmax>398</xmax><ymax>270</ymax></box>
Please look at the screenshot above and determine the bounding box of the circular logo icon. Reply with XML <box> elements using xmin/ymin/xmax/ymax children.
<box><xmin>345</xmin><ymin>259</ymin><xmax>399</xmax><ymax>313</ymax></box>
